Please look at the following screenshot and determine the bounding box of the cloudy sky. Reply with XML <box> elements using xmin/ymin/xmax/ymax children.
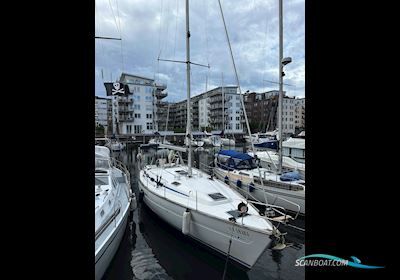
<box><xmin>95</xmin><ymin>0</ymin><xmax>304</xmax><ymax>102</ymax></box>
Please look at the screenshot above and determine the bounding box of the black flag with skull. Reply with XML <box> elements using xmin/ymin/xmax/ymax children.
<box><xmin>104</xmin><ymin>82</ymin><xmax>130</xmax><ymax>96</ymax></box>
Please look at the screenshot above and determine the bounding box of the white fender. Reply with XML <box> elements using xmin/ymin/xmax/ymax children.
<box><xmin>130</xmin><ymin>195</ymin><xmax>137</xmax><ymax>211</ymax></box>
<box><xmin>182</xmin><ymin>209</ymin><xmax>191</xmax><ymax>235</ymax></box>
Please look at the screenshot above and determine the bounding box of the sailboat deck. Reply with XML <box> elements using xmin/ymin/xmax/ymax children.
<box><xmin>140</xmin><ymin>165</ymin><xmax>273</xmax><ymax>231</ymax></box>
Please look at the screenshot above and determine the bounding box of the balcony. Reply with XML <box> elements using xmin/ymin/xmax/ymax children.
<box><xmin>119</xmin><ymin>116</ymin><xmax>134</xmax><ymax>122</ymax></box>
<box><xmin>155</xmin><ymin>91</ymin><xmax>168</xmax><ymax>99</ymax></box>
<box><xmin>155</xmin><ymin>83</ymin><xmax>167</xmax><ymax>90</ymax></box>
<box><xmin>118</xmin><ymin>99</ymin><xmax>133</xmax><ymax>105</ymax></box>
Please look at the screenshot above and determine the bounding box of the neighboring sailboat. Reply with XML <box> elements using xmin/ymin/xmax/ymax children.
<box><xmin>213</xmin><ymin>150</ymin><xmax>305</xmax><ymax>214</ymax></box>
<box><xmin>95</xmin><ymin>146</ymin><xmax>136</xmax><ymax>280</ymax></box>
<box><xmin>250</xmin><ymin>136</ymin><xmax>305</xmax><ymax>179</ymax></box>
<box><xmin>248</xmin><ymin>149</ymin><xmax>305</xmax><ymax>179</ymax></box>
<box><xmin>212</xmin><ymin>0</ymin><xmax>304</xmax><ymax>215</ymax></box>
<box><xmin>245</xmin><ymin>132</ymin><xmax>278</xmax><ymax>149</ymax></box>
<box><xmin>138</xmin><ymin>0</ymin><xmax>282</xmax><ymax>268</ymax></box>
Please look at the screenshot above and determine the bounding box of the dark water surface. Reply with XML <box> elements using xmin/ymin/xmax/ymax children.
<box><xmin>102</xmin><ymin>144</ymin><xmax>305</xmax><ymax>280</ymax></box>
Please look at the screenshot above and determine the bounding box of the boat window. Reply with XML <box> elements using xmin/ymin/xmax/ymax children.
<box><xmin>171</xmin><ymin>181</ymin><xmax>181</xmax><ymax>186</ymax></box>
<box><xmin>235</xmin><ymin>159</ymin><xmax>257</xmax><ymax>170</ymax></box>
<box><xmin>116</xmin><ymin>176</ymin><xmax>126</xmax><ymax>184</ymax></box>
<box><xmin>95</xmin><ymin>158</ymin><xmax>110</xmax><ymax>169</ymax></box>
<box><xmin>208</xmin><ymin>193</ymin><xmax>227</xmax><ymax>201</ymax></box>
<box><xmin>227</xmin><ymin>210</ymin><xmax>249</xmax><ymax>218</ymax></box>
<box><xmin>175</xmin><ymin>170</ymin><xmax>188</xmax><ymax>175</ymax></box>
<box><xmin>237</xmin><ymin>160</ymin><xmax>251</xmax><ymax>169</ymax></box>
<box><xmin>95</xmin><ymin>177</ymin><xmax>109</xmax><ymax>186</ymax></box>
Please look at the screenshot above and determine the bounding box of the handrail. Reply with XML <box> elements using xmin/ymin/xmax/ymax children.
<box><xmin>95</xmin><ymin>206</ymin><xmax>121</xmax><ymax>241</ymax></box>
<box><xmin>111</xmin><ymin>158</ymin><xmax>131</xmax><ymax>199</ymax></box>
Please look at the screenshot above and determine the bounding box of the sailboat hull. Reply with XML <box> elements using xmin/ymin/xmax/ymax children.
<box><xmin>214</xmin><ymin>168</ymin><xmax>305</xmax><ymax>215</ymax></box>
<box><xmin>138</xmin><ymin>179</ymin><xmax>273</xmax><ymax>268</ymax></box>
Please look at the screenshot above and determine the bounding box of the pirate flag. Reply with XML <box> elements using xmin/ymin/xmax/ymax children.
<box><xmin>104</xmin><ymin>82</ymin><xmax>130</xmax><ymax>96</ymax></box>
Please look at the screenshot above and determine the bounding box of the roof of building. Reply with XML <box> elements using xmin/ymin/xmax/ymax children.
<box><xmin>119</xmin><ymin>72</ymin><xmax>154</xmax><ymax>82</ymax></box>
<box><xmin>95</xmin><ymin>96</ymin><xmax>111</xmax><ymax>100</ymax></box>
<box><xmin>173</xmin><ymin>86</ymin><xmax>239</xmax><ymax>103</ymax></box>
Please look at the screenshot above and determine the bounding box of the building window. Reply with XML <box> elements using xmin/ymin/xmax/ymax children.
<box><xmin>236</xmin><ymin>116</ymin><xmax>240</xmax><ymax>121</ymax></box>
<box><xmin>146</xmin><ymin>122</ymin><xmax>153</xmax><ymax>130</ymax></box>
<box><xmin>145</xmin><ymin>96</ymin><xmax>152</xmax><ymax>101</ymax></box>
<box><xmin>146</xmin><ymin>114</ymin><xmax>152</xmax><ymax>119</ymax></box>
<box><xmin>236</xmin><ymin>123</ymin><xmax>240</xmax><ymax>130</ymax></box>
<box><xmin>134</xmin><ymin>125</ymin><xmax>142</xmax><ymax>134</ymax></box>
<box><xmin>134</xmin><ymin>113</ymin><xmax>141</xmax><ymax>118</ymax></box>
<box><xmin>134</xmin><ymin>104</ymin><xmax>140</xmax><ymax>110</ymax></box>
<box><xmin>236</xmin><ymin>96</ymin><xmax>240</xmax><ymax>100</ymax></box>
<box><xmin>146</xmin><ymin>105</ymin><xmax>152</xmax><ymax>111</ymax></box>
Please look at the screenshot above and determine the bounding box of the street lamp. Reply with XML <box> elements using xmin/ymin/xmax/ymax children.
<box><xmin>278</xmin><ymin>56</ymin><xmax>292</xmax><ymax>174</ymax></box>
<box><xmin>282</xmin><ymin>57</ymin><xmax>292</xmax><ymax>66</ymax></box>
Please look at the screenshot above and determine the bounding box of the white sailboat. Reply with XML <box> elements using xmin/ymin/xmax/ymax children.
<box><xmin>138</xmin><ymin>0</ymin><xmax>281</xmax><ymax>268</ymax></box>
<box><xmin>95</xmin><ymin>145</ymin><xmax>136</xmax><ymax>280</ymax></box>
<box><xmin>249</xmin><ymin>136</ymin><xmax>305</xmax><ymax>179</ymax></box>
<box><xmin>248</xmin><ymin>149</ymin><xmax>305</xmax><ymax>179</ymax></box>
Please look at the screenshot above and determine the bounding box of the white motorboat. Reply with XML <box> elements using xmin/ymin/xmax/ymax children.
<box><xmin>244</xmin><ymin>133</ymin><xmax>278</xmax><ymax>149</ymax></box>
<box><xmin>149</xmin><ymin>138</ymin><xmax>172</xmax><ymax>145</ymax></box>
<box><xmin>221</xmin><ymin>137</ymin><xmax>235</xmax><ymax>146</ymax></box>
<box><xmin>202</xmin><ymin>134</ymin><xmax>222</xmax><ymax>147</ymax></box>
<box><xmin>109</xmin><ymin>140</ymin><xmax>125</xmax><ymax>151</ymax></box>
<box><xmin>184</xmin><ymin>137</ymin><xmax>204</xmax><ymax>147</ymax></box>
<box><xmin>214</xmin><ymin>150</ymin><xmax>305</xmax><ymax>215</ymax></box>
<box><xmin>95</xmin><ymin>145</ymin><xmax>135</xmax><ymax>280</ymax></box>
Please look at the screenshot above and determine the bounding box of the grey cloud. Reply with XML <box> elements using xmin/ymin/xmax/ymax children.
<box><xmin>95</xmin><ymin>0</ymin><xmax>304</xmax><ymax>100</ymax></box>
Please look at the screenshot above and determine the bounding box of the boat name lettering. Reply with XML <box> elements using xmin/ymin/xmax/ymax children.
<box><xmin>229</xmin><ymin>226</ymin><xmax>250</xmax><ymax>237</ymax></box>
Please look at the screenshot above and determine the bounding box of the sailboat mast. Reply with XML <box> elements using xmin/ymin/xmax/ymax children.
<box><xmin>164</xmin><ymin>103</ymin><xmax>170</xmax><ymax>142</ymax></box>
<box><xmin>278</xmin><ymin>0</ymin><xmax>283</xmax><ymax>174</ymax></box>
<box><xmin>221</xmin><ymin>72</ymin><xmax>224</xmax><ymax>132</ymax></box>
<box><xmin>185</xmin><ymin>0</ymin><xmax>192</xmax><ymax>176</ymax></box>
